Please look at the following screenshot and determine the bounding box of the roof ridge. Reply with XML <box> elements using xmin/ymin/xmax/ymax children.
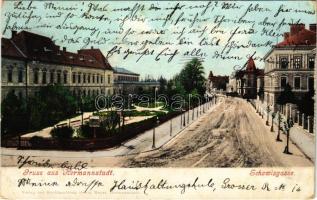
<box><xmin>9</xmin><ymin>40</ymin><xmax>27</xmax><ymax>58</ymax></box>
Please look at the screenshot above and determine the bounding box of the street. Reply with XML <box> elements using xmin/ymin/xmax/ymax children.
<box><xmin>1</xmin><ymin>97</ymin><xmax>313</xmax><ymax>168</ymax></box>
<box><xmin>122</xmin><ymin>97</ymin><xmax>313</xmax><ymax>167</ymax></box>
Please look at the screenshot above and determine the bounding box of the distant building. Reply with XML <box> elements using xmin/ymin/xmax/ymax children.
<box><xmin>206</xmin><ymin>71</ymin><xmax>229</xmax><ymax>93</ymax></box>
<box><xmin>226</xmin><ymin>76</ymin><xmax>237</xmax><ymax>93</ymax></box>
<box><xmin>1</xmin><ymin>30</ymin><xmax>114</xmax><ymax>100</ymax></box>
<box><xmin>113</xmin><ymin>67</ymin><xmax>159</xmax><ymax>95</ymax></box>
<box><xmin>263</xmin><ymin>23</ymin><xmax>316</xmax><ymax>111</ymax></box>
<box><xmin>236</xmin><ymin>57</ymin><xmax>264</xmax><ymax>99</ymax></box>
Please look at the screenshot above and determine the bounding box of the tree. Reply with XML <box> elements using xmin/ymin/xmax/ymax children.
<box><xmin>158</xmin><ymin>76</ymin><xmax>167</xmax><ymax>94</ymax></box>
<box><xmin>100</xmin><ymin>111</ymin><xmax>120</xmax><ymax>135</ymax></box>
<box><xmin>276</xmin><ymin>84</ymin><xmax>297</xmax><ymax>105</ymax></box>
<box><xmin>179</xmin><ymin>58</ymin><xmax>206</xmax><ymax>96</ymax></box>
<box><xmin>299</xmin><ymin>89</ymin><xmax>314</xmax><ymax>115</ymax></box>
<box><xmin>36</xmin><ymin>84</ymin><xmax>77</xmax><ymax>128</ymax></box>
<box><xmin>257</xmin><ymin>86</ymin><xmax>264</xmax><ymax>102</ymax></box>
<box><xmin>1</xmin><ymin>91</ymin><xmax>27</xmax><ymax>137</ymax></box>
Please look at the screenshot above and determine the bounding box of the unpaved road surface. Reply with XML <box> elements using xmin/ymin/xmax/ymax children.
<box><xmin>122</xmin><ymin>98</ymin><xmax>312</xmax><ymax>167</ymax></box>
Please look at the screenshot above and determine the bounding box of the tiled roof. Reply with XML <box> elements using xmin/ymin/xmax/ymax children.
<box><xmin>1</xmin><ymin>38</ymin><xmax>26</xmax><ymax>59</ymax></box>
<box><xmin>78</xmin><ymin>48</ymin><xmax>112</xmax><ymax>70</ymax></box>
<box><xmin>246</xmin><ymin>57</ymin><xmax>256</xmax><ymax>71</ymax></box>
<box><xmin>277</xmin><ymin>24</ymin><xmax>316</xmax><ymax>47</ymax></box>
<box><xmin>235</xmin><ymin>57</ymin><xmax>263</xmax><ymax>78</ymax></box>
<box><xmin>113</xmin><ymin>67</ymin><xmax>139</xmax><ymax>76</ymax></box>
<box><xmin>2</xmin><ymin>31</ymin><xmax>112</xmax><ymax>70</ymax></box>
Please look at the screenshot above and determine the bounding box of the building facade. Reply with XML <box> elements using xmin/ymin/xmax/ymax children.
<box><xmin>113</xmin><ymin>67</ymin><xmax>159</xmax><ymax>95</ymax></box>
<box><xmin>263</xmin><ymin>24</ymin><xmax>316</xmax><ymax>111</ymax></box>
<box><xmin>236</xmin><ymin>57</ymin><xmax>264</xmax><ymax>99</ymax></box>
<box><xmin>206</xmin><ymin>71</ymin><xmax>229</xmax><ymax>93</ymax></box>
<box><xmin>1</xmin><ymin>31</ymin><xmax>114</xmax><ymax>100</ymax></box>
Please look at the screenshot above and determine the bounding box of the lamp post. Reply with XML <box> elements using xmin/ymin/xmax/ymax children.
<box><xmin>152</xmin><ymin>116</ymin><xmax>159</xmax><ymax>149</ymax></box>
<box><xmin>183</xmin><ymin>109</ymin><xmax>186</xmax><ymax>127</ymax></box>
<box><xmin>276</xmin><ymin>112</ymin><xmax>282</xmax><ymax>142</ymax></box>
<box><xmin>196</xmin><ymin>103</ymin><xmax>199</xmax><ymax>117</ymax></box>
<box><xmin>170</xmin><ymin>119</ymin><xmax>172</xmax><ymax>136</ymax></box>
<box><xmin>187</xmin><ymin>109</ymin><xmax>190</xmax><ymax>124</ymax></box>
<box><xmin>192</xmin><ymin>106</ymin><xmax>194</xmax><ymax>120</ymax></box>
<box><xmin>266</xmin><ymin>105</ymin><xmax>270</xmax><ymax>126</ymax></box>
<box><xmin>283</xmin><ymin>117</ymin><xmax>293</xmax><ymax>154</ymax></box>
<box><xmin>270</xmin><ymin>112</ymin><xmax>275</xmax><ymax>132</ymax></box>
<box><xmin>76</xmin><ymin>96</ymin><xmax>84</xmax><ymax>127</ymax></box>
<box><xmin>128</xmin><ymin>94</ymin><xmax>133</xmax><ymax>119</ymax></box>
<box><xmin>180</xmin><ymin>111</ymin><xmax>183</xmax><ymax>128</ymax></box>
<box><xmin>154</xmin><ymin>87</ymin><xmax>158</xmax><ymax>108</ymax></box>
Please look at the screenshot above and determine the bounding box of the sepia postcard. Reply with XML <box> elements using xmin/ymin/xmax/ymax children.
<box><xmin>0</xmin><ymin>0</ymin><xmax>316</xmax><ymax>199</ymax></box>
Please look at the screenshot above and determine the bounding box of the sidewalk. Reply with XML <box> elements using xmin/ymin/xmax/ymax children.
<box><xmin>252</xmin><ymin>100</ymin><xmax>315</xmax><ymax>162</ymax></box>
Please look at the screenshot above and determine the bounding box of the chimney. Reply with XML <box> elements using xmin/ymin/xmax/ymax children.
<box><xmin>91</xmin><ymin>46</ymin><xmax>94</xmax><ymax>49</ymax></box>
<box><xmin>11</xmin><ymin>30</ymin><xmax>17</xmax><ymax>38</ymax></box>
<box><xmin>283</xmin><ymin>32</ymin><xmax>290</xmax><ymax>40</ymax></box>
<box><xmin>290</xmin><ymin>23</ymin><xmax>305</xmax><ymax>36</ymax></box>
<box><xmin>309</xmin><ymin>24</ymin><xmax>316</xmax><ymax>32</ymax></box>
<box><xmin>63</xmin><ymin>47</ymin><xmax>66</xmax><ymax>52</ymax></box>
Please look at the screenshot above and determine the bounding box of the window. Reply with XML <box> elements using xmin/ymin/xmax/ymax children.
<box><xmin>57</xmin><ymin>71</ymin><xmax>61</xmax><ymax>84</ymax></box>
<box><xmin>293</xmin><ymin>56</ymin><xmax>302</xmax><ymax>69</ymax></box>
<box><xmin>294</xmin><ymin>77</ymin><xmax>301</xmax><ymax>89</ymax></box>
<box><xmin>42</xmin><ymin>70</ymin><xmax>47</xmax><ymax>84</ymax></box>
<box><xmin>87</xmin><ymin>74</ymin><xmax>90</xmax><ymax>83</ymax></box>
<box><xmin>308</xmin><ymin>57</ymin><xmax>315</xmax><ymax>69</ymax></box>
<box><xmin>7</xmin><ymin>67</ymin><xmax>13</xmax><ymax>82</ymax></box>
<box><xmin>280</xmin><ymin>77</ymin><xmax>287</xmax><ymax>88</ymax></box>
<box><xmin>97</xmin><ymin>75</ymin><xmax>99</xmax><ymax>83</ymax></box>
<box><xmin>72</xmin><ymin>73</ymin><xmax>76</xmax><ymax>83</ymax></box>
<box><xmin>50</xmin><ymin>71</ymin><xmax>54</xmax><ymax>83</ymax></box>
<box><xmin>280</xmin><ymin>57</ymin><xmax>288</xmax><ymax>69</ymax></box>
<box><xmin>18</xmin><ymin>69</ymin><xmax>23</xmax><ymax>83</ymax></box>
<box><xmin>78</xmin><ymin>73</ymin><xmax>81</xmax><ymax>83</ymax></box>
<box><xmin>83</xmin><ymin>74</ymin><xmax>86</xmax><ymax>83</ymax></box>
<box><xmin>33</xmin><ymin>69</ymin><xmax>39</xmax><ymax>84</ymax></box>
<box><xmin>63</xmin><ymin>72</ymin><xmax>67</xmax><ymax>84</ymax></box>
<box><xmin>93</xmin><ymin>74</ymin><xmax>95</xmax><ymax>83</ymax></box>
<box><xmin>101</xmin><ymin>76</ymin><xmax>103</xmax><ymax>83</ymax></box>
<box><xmin>308</xmin><ymin>77</ymin><xmax>314</xmax><ymax>91</ymax></box>
<box><xmin>108</xmin><ymin>75</ymin><xmax>111</xmax><ymax>84</ymax></box>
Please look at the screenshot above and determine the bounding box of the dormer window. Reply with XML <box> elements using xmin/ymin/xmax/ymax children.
<box><xmin>89</xmin><ymin>59</ymin><xmax>93</xmax><ymax>63</ymax></box>
<box><xmin>79</xmin><ymin>57</ymin><xmax>84</xmax><ymax>61</ymax></box>
<box><xmin>69</xmin><ymin>56</ymin><xmax>74</xmax><ymax>59</ymax></box>
<box><xmin>57</xmin><ymin>51</ymin><xmax>61</xmax><ymax>56</ymax></box>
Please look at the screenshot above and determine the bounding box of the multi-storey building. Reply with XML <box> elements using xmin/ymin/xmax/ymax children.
<box><xmin>263</xmin><ymin>24</ymin><xmax>316</xmax><ymax>111</ymax></box>
<box><xmin>206</xmin><ymin>71</ymin><xmax>228</xmax><ymax>93</ymax></box>
<box><xmin>1</xmin><ymin>30</ymin><xmax>114</xmax><ymax>100</ymax></box>
<box><xmin>236</xmin><ymin>57</ymin><xmax>264</xmax><ymax>99</ymax></box>
<box><xmin>113</xmin><ymin>67</ymin><xmax>159</xmax><ymax>95</ymax></box>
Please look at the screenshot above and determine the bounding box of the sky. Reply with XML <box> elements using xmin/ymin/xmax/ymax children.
<box><xmin>1</xmin><ymin>1</ymin><xmax>316</xmax><ymax>79</ymax></box>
